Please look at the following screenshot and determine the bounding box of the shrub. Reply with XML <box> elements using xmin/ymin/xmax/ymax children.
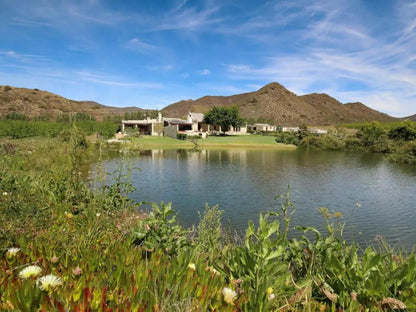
<box><xmin>177</xmin><ymin>133</ymin><xmax>187</xmax><ymax>140</ymax></box>
<box><xmin>195</xmin><ymin>204</ymin><xmax>223</xmax><ymax>252</ymax></box>
<box><xmin>301</xmin><ymin>134</ymin><xmax>345</xmax><ymax>150</ymax></box>
<box><xmin>388</xmin><ymin>120</ymin><xmax>416</xmax><ymax>141</ymax></box>
<box><xmin>357</xmin><ymin>121</ymin><xmax>385</xmax><ymax>147</ymax></box>
<box><xmin>6</xmin><ymin>112</ymin><xmax>28</xmax><ymax>121</ymax></box>
<box><xmin>275</xmin><ymin>131</ymin><xmax>300</xmax><ymax>145</ymax></box>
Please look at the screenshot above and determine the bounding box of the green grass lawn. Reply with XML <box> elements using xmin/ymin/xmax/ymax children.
<box><xmin>198</xmin><ymin>134</ymin><xmax>296</xmax><ymax>149</ymax></box>
<box><xmin>124</xmin><ymin>134</ymin><xmax>296</xmax><ymax>149</ymax></box>
<box><xmin>122</xmin><ymin>135</ymin><xmax>195</xmax><ymax>148</ymax></box>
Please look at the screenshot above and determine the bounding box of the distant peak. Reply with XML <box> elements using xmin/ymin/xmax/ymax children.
<box><xmin>260</xmin><ymin>82</ymin><xmax>284</xmax><ymax>90</ymax></box>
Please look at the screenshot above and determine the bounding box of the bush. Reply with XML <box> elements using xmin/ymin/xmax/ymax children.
<box><xmin>177</xmin><ymin>133</ymin><xmax>187</xmax><ymax>140</ymax></box>
<box><xmin>389</xmin><ymin>120</ymin><xmax>416</xmax><ymax>141</ymax></box>
<box><xmin>275</xmin><ymin>131</ymin><xmax>300</xmax><ymax>145</ymax></box>
<box><xmin>195</xmin><ymin>204</ymin><xmax>223</xmax><ymax>252</ymax></box>
<box><xmin>6</xmin><ymin>112</ymin><xmax>28</xmax><ymax>121</ymax></box>
<box><xmin>301</xmin><ymin>134</ymin><xmax>345</xmax><ymax>150</ymax></box>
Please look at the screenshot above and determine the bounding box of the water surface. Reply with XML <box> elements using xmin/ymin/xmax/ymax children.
<box><xmin>101</xmin><ymin>149</ymin><xmax>416</xmax><ymax>249</ymax></box>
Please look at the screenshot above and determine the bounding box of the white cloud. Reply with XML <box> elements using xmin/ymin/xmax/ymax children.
<box><xmin>154</xmin><ymin>5</ymin><xmax>223</xmax><ymax>31</ymax></box>
<box><xmin>198</xmin><ymin>69</ymin><xmax>211</xmax><ymax>75</ymax></box>
<box><xmin>75</xmin><ymin>71</ymin><xmax>163</xmax><ymax>89</ymax></box>
<box><xmin>127</xmin><ymin>38</ymin><xmax>159</xmax><ymax>54</ymax></box>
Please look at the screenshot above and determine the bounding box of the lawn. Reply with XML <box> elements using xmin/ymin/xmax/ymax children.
<box><xmin>122</xmin><ymin>134</ymin><xmax>296</xmax><ymax>149</ymax></box>
<box><xmin>121</xmin><ymin>135</ymin><xmax>195</xmax><ymax>149</ymax></box>
<box><xmin>198</xmin><ymin>134</ymin><xmax>296</xmax><ymax>149</ymax></box>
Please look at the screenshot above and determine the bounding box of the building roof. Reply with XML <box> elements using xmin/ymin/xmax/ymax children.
<box><xmin>163</xmin><ymin>117</ymin><xmax>192</xmax><ymax>125</ymax></box>
<box><xmin>189</xmin><ymin>112</ymin><xmax>204</xmax><ymax>123</ymax></box>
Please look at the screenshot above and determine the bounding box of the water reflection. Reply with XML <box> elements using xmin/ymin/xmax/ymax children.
<box><xmin>102</xmin><ymin>149</ymin><xmax>416</xmax><ymax>249</ymax></box>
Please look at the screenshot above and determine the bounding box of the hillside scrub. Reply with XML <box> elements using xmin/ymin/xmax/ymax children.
<box><xmin>0</xmin><ymin>119</ymin><xmax>119</xmax><ymax>139</ymax></box>
<box><xmin>275</xmin><ymin>121</ymin><xmax>416</xmax><ymax>164</ymax></box>
<box><xmin>2</xmin><ymin>135</ymin><xmax>416</xmax><ymax>311</ymax></box>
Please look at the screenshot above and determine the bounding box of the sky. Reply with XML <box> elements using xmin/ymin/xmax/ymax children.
<box><xmin>0</xmin><ymin>0</ymin><xmax>415</xmax><ymax>117</ymax></box>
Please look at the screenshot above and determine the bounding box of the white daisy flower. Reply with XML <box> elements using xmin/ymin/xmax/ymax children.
<box><xmin>19</xmin><ymin>265</ymin><xmax>42</xmax><ymax>279</ymax></box>
<box><xmin>36</xmin><ymin>274</ymin><xmax>63</xmax><ymax>292</ymax></box>
<box><xmin>222</xmin><ymin>287</ymin><xmax>237</xmax><ymax>304</ymax></box>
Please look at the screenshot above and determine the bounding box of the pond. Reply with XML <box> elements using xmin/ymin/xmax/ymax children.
<box><xmin>100</xmin><ymin>148</ymin><xmax>416</xmax><ymax>249</ymax></box>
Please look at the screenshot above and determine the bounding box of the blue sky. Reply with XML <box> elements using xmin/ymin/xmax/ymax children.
<box><xmin>0</xmin><ymin>0</ymin><xmax>415</xmax><ymax>117</ymax></box>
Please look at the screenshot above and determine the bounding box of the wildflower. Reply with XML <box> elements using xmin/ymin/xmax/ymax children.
<box><xmin>267</xmin><ymin>287</ymin><xmax>275</xmax><ymax>300</ymax></box>
<box><xmin>6</xmin><ymin>247</ymin><xmax>20</xmax><ymax>257</ymax></box>
<box><xmin>19</xmin><ymin>265</ymin><xmax>42</xmax><ymax>279</ymax></box>
<box><xmin>188</xmin><ymin>263</ymin><xmax>196</xmax><ymax>271</ymax></box>
<box><xmin>96</xmin><ymin>213</ymin><xmax>101</xmax><ymax>217</ymax></box>
<box><xmin>207</xmin><ymin>266</ymin><xmax>218</xmax><ymax>275</ymax></box>
<box><xmin>51</xmin><ymin>256</ymin><xmax>59</xmax><ymax>263</ymax></box>
<box><xmin>65</xmin><ymin>212</ymin><xmax>74</xmax><ymax>219</ymax></box>
<box><xmin>2</xmin><ymin>192</ymin><xmax>8</xmax><ymax>196</ymax></box>
<box><xmin>222</xmin><ymin>287</ymin><xmax>237</xmax><ymax>305</ymax></box>
<box><xmin>73</xmin><ymin>267</ymin><xmax>82</xmax><ymax>276</ymax></box>
<box><xmin>36</xmin><ymin>275</ymin><xmax>63</xmax><ymax>292</ymax></box>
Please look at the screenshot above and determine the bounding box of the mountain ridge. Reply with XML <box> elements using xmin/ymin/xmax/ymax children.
<box><xmin>1</xmin><ymin>83</ymin><xmax>413</xmax><ymax>125</ymax></box>
<box><xmin>162</xmin><ymin>82</ymin><xmax>396</xmax><ymax>126</ymax></box>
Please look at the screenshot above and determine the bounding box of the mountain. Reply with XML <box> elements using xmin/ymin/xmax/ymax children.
<box><xmin>0</xmin><ymin>85</ymin><xmax>145</xmax><ymax>120</ymax></box>
<box><xmin>0</xmin><ymin>83</ymin><xmax>404</xmax><ymax>125</ymax></box>
<box><xmin>402</xmin><ymin>114</ymin><xmax>416</xmax><ymax>121</ymax></box>
<box><xmin>162</xmin><ymin>82</ymin><xmax>396</xmax><ymax>126</ymax></box>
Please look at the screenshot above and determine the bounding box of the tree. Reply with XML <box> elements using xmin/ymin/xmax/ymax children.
<box><xmin>388</xmin><ymin>120</ymin><xmax>416</xmax><ymax>141</ymax></box>
<box><xmin>358</xmin><ymin>121</ymin><xmax>385</xmax><ymax>147</ymax></box>
<box><xmin>203</xmin><ymin>106</ymin><xmax>243</xmax><ymax>135</ymax></box>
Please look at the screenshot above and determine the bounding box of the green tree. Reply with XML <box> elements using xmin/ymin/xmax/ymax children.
<box><xmin>358</xmin><ymin>121</ymin><xmax>385</xmax><ymax>147</ymax></box>
<box><xmin>203</xmin><ymin>106</ymin><xmax>243</xmax><ymax>135</ymax></box>
<box><xmin>388</xmin><ymin>120</ymin><xmax>416</xmax><ymax>141</ymax></box>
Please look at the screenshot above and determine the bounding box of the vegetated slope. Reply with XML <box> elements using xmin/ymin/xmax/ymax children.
<box><xmin>162</xmin><ymin>82</ymin><xmax>398</xmax><ymax>126</ymax></box>
<box><xmin>402</xmin><ymin>114</ymin><xmax>416</xmax><ymax>121</ymax></box>
<box><xmin>0</xmin><ymin>85</ymin><xmax>144</xmax><ymax>120</ymax></box>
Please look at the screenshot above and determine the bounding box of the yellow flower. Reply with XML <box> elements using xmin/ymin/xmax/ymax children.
<box><xmin>267</xmin><ymin>287</ymin><xmax>273</xmax><ymax>295</ymax></box>
<box><xmin>188</xmin><ymin>263</ymin><xmax>196</xmax><ymax>271</ymax></box>
<box><xmin>36</xmin><ymin>274</ymin><xmax>63</xmax><ymax>292</ymax></box>
<box><xmin>19</xmin><ymin>265</ymin><xmax>42</xmax><ymax>279</ymax></box>
<box><xmin>6</xmin><ymin>247</ymin><xmax>20</xmax><ymax>257</ymax></box>
<box><xmin>65</xmin><ymin>212</ymin><xmax>74</xmax><ymax>219</ymax></box>
<box><xmin>222</xmin><ymin>287</ymin><xmax>237</xmax><ymax>304</ymax></box>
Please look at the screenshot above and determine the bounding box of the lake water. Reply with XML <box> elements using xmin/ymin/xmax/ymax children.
<box><xmin>101</xmin><ymin>148</ymin><xmax>416</xmax><ymax>249</ymax></box>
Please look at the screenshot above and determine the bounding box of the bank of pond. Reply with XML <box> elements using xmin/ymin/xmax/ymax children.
<box><xmin>1</xmin><ymin>135</ymin><xmax>416</xmax><ymax>311</ymax></box>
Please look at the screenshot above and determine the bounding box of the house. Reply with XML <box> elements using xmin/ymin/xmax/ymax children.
<box><xmin>281</xmin><ymin>127</ymin><xmax>300</xmax><ymax>132</ymax></box>
<box><xmin>187</xmin><ymin>112</ymin><xmax>205</xmax><ymax>132</ymax></box>
<box><xmin>250</xmin><ymin>123</ymin><xmax>277</xmax><ymax>132</ymax></box>
<box><xmin>120</xmin><ymin>112</ymin><xmax>164</xmax><ymax>136</ymax></box>
<box><xmin>309</xmin><ymin>128</ymin><xmax>328</xmax><ymax>134</ymax></box>
<box><xmin>121</xmin><ymin>111</ymin><xmax>248</xmax><ymax>138</ymax></box>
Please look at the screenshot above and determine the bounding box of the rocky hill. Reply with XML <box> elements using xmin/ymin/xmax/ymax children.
<box><xmin>0</xmin><ymin>85</ymin><xmax>144</xmax><ymax>120</ymax></box>
<box><xmin>403</xmin><ymin>114</ymin><xmax>416</xmax><ymax>121</ymax></box>
<box><xmin>162</xmin><ymin>82</ymin><xmax>396</xmax><ymax>126</ymax></box>
<box><xmin>0</xmin><ymin>83</ymin><xmax>405</xmax><ymax>125</ymax></box>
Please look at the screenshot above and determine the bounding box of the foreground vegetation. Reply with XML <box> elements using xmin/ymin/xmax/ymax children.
<box><xmin>1</xmin><ymin>132</ymin><xmax>416</xmax><ymax>311</ymax></box>
<box><xmin>275</xmin><ymin>120</ymin><xmax>416</xmax><ymax>164</ymax></box>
